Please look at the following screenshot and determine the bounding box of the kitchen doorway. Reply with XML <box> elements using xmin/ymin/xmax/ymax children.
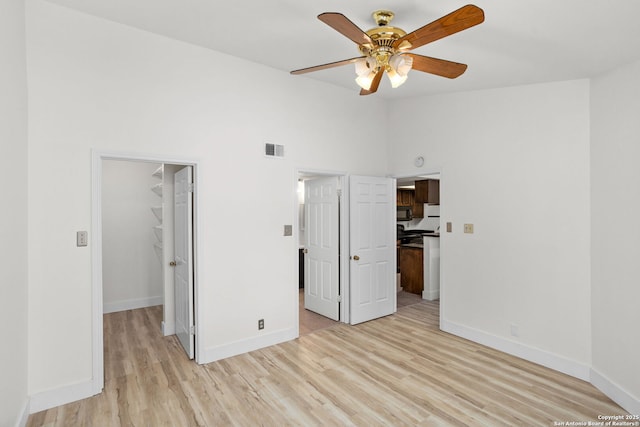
<box><xmin>394</xmin><ymin>170</ymin><xmax>442</xmax><ymax>326</ymax></box>
<box><xmin>91</xmin><ymin>151</ymin><xmax>200</xmax><ymax>394</ymax></box>
<box><xmin>295</xmin><ymin>171</ymin><xmax>398</xmax><ymax>333</ymax></box>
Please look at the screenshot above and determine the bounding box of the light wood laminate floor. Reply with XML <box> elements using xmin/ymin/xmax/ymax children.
<box><xmin>28</xmin><ymin>301</ymin><xmax>625</xmax><ymax>426</ymax></box>
<box><xmin>299</xmin><ymin>289</ymin><xmax>337</xmax><ymax>335</ymax></box>
<box><xmin>300</xmin><ymin>290</ymin><xmax>423</xmax><ymax>335</ymax></box>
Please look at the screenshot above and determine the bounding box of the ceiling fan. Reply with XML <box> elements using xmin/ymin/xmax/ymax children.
<box><xmin>291</xmin><ymin>4</ymin><xmax>485</xmax><ymax>95</ymax></box>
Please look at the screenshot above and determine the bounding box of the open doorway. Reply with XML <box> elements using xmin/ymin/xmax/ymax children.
<box><xmin>295</xmin><ymin>171</ymin><xmax>398</xmax><ymax>333</ymax></box>
<box><xmin>91</xmin><ymin>152</ymin><xmax>199</xmax><ymax>394</ymax></box>
<box><xmin>101</xmin><ymin>160</ymin><xmax>164</xmax><ymax>316</ymax></box>
<box><xmin>395</xmin><ymin>172</ymin><xmax>442</xmax><ymax>322</ymax></box>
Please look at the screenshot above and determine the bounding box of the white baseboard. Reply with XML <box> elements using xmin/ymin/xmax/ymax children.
<box><xmin>103</xmin><ymin>295</ymin><xmax>162</xmax><ymax>314</ymax></box>
<box><xmin>201</xmin><ymin>327</ymin><xmax>297</xmax><ymax>364</ymax></box>
<box><xmin>15</xmin><ymin>397</ymin><xmax>29</xmax><ymax>427</ymax></box>
<box><xmin>422</xmin><ymin>289</ymin><xmax>440</xmax><ymax>301</ymax></box>
<box><xmin>441</xmin><ymin>319</ymin><xmax>591</xmax><ymax>381</ymax></box>
<box><xmin>591</xmin><ymin>368</ymin><xmax>640</xmax><ymax>415</ymax></box>
<box><xmin>29</xmin><ymin>379</ymin><xmax>96</xmax><ymax>414</ymax></box>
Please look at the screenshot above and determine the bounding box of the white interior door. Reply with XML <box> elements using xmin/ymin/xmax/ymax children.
<box><xmin>174</xmin><ymin>166</ymin><xmax>194</xmax><ymax>359</ymax></box>
<box><xmin>304</xmin><ymin>177</ymin><xmax>340</xmax><ymax>321</ymax></box>
<box><xmin>349</xmin><ymin>175</ymin><xmax>396</xmax><ymax>324</ymax></box>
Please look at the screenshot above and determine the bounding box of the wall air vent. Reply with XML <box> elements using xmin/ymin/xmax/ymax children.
<box><xmin>265</xmin><ymin>143</ymin><xmax>285</xmax><ymax>158</ymax></box>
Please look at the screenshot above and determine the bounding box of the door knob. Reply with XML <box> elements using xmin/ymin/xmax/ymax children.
<box><xmin>353</xmin><ymin>255</ymin><xmax>360</xmax><ymax>261</ymax></box>
<box><xmin>169</xmin><ymin>261</ymin><xmax>176</xmax><ymax>266</ymax></box>
<box><xmin>303</xmin><ymin>249</ymin><xmax>308</xmax><ymax>254</ymax></box>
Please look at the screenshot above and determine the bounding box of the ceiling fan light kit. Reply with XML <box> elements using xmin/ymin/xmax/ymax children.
<box><xmin>290</xmin><ymin>4</ymin><xmax>485</xmax><ymax>96</ymax></box>
<box><xmin>354</xmin><ymin>57</ymin><xmax>377</xmax><ymax>90</ymax></box>
<box><xmin>387</xmin><ymin>53</ymin><xmax>413</xmax><ymax>88</ymax></box>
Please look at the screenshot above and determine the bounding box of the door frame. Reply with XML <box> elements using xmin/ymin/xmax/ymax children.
<box><xmin>294</xmin><ymin>169</ymin><xmax>350</xmax><ymax>330</ymax></box>
<box><xmin>90</xmin><ymin>150</ymin><xmax>201</xmax><ymax>394</ymax></box>
<box><xmin>392</xmin><ymin>167</ymin><xmax>443</xmax><ymax>326</ymax></box>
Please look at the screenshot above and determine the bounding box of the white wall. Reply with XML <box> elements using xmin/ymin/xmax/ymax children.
<box><xmin>0</xmin><ymin>0</ymin><xmax>29</xmax><ymax>425</ymax></box>
<box><xmin>591</xmin><ymin>59</ymin><xmax>640</xmax><ymax>413</ymax></box>
<box><xmin>25</xmin><ymin>0</ymin><xmax>638</xmax><ymax>414</ymax></box>
<box><xmin>26</xmin><ymin>0</ymin><xmax>388</xmax><ymax>401</ymax></box>
<box><xmin>388</xmin><ymin>80</ymin><xmax>592</xmax><ymax>376</ymax></box>
<box><xmin>102</xmin><ymin>160</ymin><xmax>163</xmax><ymax>313</ymax></box>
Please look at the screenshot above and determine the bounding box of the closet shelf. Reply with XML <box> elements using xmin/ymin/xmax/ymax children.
<box><xmin>152</xmin><ymin>165</ymin><xmax>163</xmax><ymax>179</ymax></box>
<box><xmin>151</xmin><ymin>206</ymin><xmax>163</xmax><ymax>222</ymax></box>
<box><xmin>152</xmin><ymin>164</ymin><xmax>164</xmax><ymax>261</ymax></box>
<box><xmin>153</xmin><ymin>242</ymin><xmax>163</xmax><ymax>260</ymax></box>
<box><xmin>153</xmin><ymin>225</ymin><xmax>162</xmax><ymax>243</ymax></box>
<box><xmin>151</xmin><ymin>183</ymin><xmax>163</xmax><ymax>197</ymax></box>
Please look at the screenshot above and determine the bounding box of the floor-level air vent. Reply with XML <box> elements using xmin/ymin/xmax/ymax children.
<box><xmin>265</xmin><ymin>143</ymin><xmax>285</xmax><ymax>158</ymax></box>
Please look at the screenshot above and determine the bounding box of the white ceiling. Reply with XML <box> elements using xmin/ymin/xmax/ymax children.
<box><xmin>44</xmin><ymin>0</ymin><xmax>640</xmax><ymax>99</ymax></box>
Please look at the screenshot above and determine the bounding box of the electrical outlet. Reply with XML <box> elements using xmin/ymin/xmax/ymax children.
<box><xmin>258</xmin><ymin>319</ymin><xmax>264</xmax><ymax>330</ymax></box>
<box><xmin>464</xmin><ymin>223</ymin><xmax>474</xmax><ymax>234</ymax></box>
<box><xmin>510</xmin><ymin>323</ymin><xmax>519</xmax><ymax>337</ymax></box>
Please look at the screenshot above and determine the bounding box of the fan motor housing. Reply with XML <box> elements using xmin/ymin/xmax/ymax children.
<box><xmin>358</xmin><ymin>10</ymin><xmax>408</xmax><ymax>65</ymax></box>
<box><xmin>365</xmin><ymin>26</ymin><xmax>406</xmax><ymax>46</ymax></box>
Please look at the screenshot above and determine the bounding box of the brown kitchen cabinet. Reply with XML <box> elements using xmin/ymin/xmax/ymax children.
<box><xmin>428</xmin><ymin>180</ymin><xmax>440</xmax><ymax>204</ymax></box>
<box><xmin>415</xmin><ymin>179</ymin><xmax>440</xmax><ymax>205</ymax></box>
<box><xmin>399</xmin><ymin>246</ymin><xmax>423</xmax><ymax>295</ymax></box>
<box><xmin>412</xmin><ymin>199</ymin><xmax>424</xmax><ymax>218</ymax></box>
<box><xmin>396</xmin><ymin>189</ymin><xmax>414</xmax><ymax>207</ymax></box>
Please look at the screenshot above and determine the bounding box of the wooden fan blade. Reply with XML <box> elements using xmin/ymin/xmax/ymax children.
<box><xmin>318</xmin><ymin>13</ymin><xmax>374</xmax><ymax>46</ymax></box>
<box><xmin>290</xmin><ymin>57</ymin><xmax>365</xmax><ymax>75</ymax></box>
<box><xmin>360</xmin><ymin>69</ymin><xmax>384</xmax><ymax>96</ymax></box>
<box><xmin>408</xmin><ymin>54</ymin><xmax>468</xmax><ymax>79</ymax></box>
<box><xmin>393</xmin><ymin>4</ymin><xmax>484</xmax><ymax>50</ymax></box>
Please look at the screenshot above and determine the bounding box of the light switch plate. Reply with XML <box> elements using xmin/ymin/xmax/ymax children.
<box><xmin>283</xmin><ymin>225</ymin><xmax>292</xmax><ymax>236</ymax></box>
<box><xmin>464</xmin><ymin>224</ymin><xmax>474</xmax><ymax>234</ymax></box>
<box><xmin>77</xmin><ymin>231</ymin><xmax>88</xmax><ymax>246</ymax></box>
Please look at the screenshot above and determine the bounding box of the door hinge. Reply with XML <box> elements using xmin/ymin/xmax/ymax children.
<box><xmin>337</xmin><ymin>189</ymin><xmax>342</xmax><ymax>197</ymax></box>
<box><xmin>188</xmin><ymin>183</ymin><xmax>195</xmax><ymax>192</ymax></box>
<box><xmin>337</xmin><ymin>295</ymin><xmax>342</xmax><ymax>303</ymax></box>
<box><xmin>190</xmin><ymin>325</ymin><xmax>196</xmax><ymax>335</ymax></box>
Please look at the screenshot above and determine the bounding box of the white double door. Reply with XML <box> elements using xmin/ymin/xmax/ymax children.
<box><xmin>304</xmin><ymin>175</ymin><xmax>395</xmax><ymax>325</ymax></box>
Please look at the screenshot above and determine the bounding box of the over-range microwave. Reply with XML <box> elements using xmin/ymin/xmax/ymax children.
<box><xmin>397</xmin><ymin>206</ymin><xmax>412</xmax><ymax>221</ymax></box>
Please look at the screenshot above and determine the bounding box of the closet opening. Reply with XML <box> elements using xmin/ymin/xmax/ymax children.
<box><xmin>91</xmin><ymin>152</ymin><xmax>199</xmax><ymax>393</ymax></box>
